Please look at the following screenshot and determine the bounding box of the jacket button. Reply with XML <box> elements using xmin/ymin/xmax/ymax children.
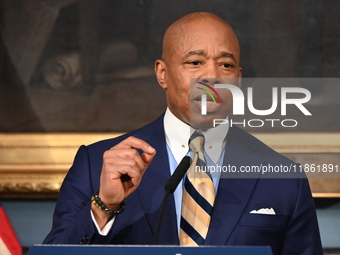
<box><xmin>80</xmin><ymin>235</ymin><xmax>90</xmax><ymax>244</ymax></box>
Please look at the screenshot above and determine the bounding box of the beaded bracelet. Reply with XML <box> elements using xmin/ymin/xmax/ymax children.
<box><xmin>91</xmin><ymin>190</ymin><xmax>125</xmax><ymax>216</ymax></box>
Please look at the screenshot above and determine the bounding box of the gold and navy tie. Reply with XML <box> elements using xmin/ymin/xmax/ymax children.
<box><xmin>180</xmin><ymin>131</ymin><xmax>215</xmax><ymax>246</ymax></box>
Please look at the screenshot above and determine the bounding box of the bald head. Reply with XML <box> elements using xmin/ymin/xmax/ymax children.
<box><xmin>162</xmin><ymin>12</ymin><xmax>240</xmax><ymax>63</ymax></box>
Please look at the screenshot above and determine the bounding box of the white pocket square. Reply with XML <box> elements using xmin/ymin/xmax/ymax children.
<box><xmin>250</xmin><ymin>207</ymin><xmax>276</xmax><ymax>215</ymax></box>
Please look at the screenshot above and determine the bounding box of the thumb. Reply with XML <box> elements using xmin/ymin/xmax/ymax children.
<box><xmin>141</xmin><ymin>147</ymin><xmax>156</xmax><ymax>165</ymax></box>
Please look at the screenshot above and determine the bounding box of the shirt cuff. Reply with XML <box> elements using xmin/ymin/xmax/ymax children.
<box><xmin>90</xmin><ymin>210</ymin><xmax>115</xmax><ymax>236</ymax></box>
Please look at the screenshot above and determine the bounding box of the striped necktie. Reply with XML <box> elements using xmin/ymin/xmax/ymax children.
<box><xmin>179</xmin><ymin>131</ymin><xmax>215</xmax><ymax>246</ymax></box>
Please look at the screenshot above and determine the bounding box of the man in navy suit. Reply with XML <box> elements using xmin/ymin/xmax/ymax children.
<box><xmin>44</xmin><ymin>12</ymin><xmax>323</xmax><ymax>255</ymax></box>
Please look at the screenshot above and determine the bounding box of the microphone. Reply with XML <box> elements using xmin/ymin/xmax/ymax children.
<box><xmin>153</xmin><ymin>156</ymin><xmax>191</xmax><ymax>244</ymax></box>
<box><xmin>165</xmin><ymin>156</ymin><xmax>191</xmax><ymax>193</ymax></box>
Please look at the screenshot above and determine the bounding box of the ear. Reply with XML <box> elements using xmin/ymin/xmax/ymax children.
<box><xmin>155</xmin><ymin>59</ymin><xmax>167</xmax><ymax>89</ymax></box>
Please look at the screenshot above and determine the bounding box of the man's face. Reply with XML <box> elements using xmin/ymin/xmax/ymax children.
<box><xmin>156</xmin><ymin>18</ymin><xmax>242</xmax><ymax>130</ymax></box>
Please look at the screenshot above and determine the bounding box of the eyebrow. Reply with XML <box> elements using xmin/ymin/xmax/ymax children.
<box><xmin>220</xmin><ymin>51</ymin><xmax>237</xmax><ymax>63</ymax></box>
<box><xmin>185</xmin><ymin>50</ymin><xmax>205</xmax><ymax>57</ymax></box>
<box><xmin>185</xmin><ymin>50</ymin><xmax>237</xmax><ymax>63</ymax></box>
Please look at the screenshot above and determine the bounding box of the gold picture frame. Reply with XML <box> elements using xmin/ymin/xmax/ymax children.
<box><xmin>0</xmin><ymin>132</ymin><xmax>339</xmax><ymax>198</ymax></box>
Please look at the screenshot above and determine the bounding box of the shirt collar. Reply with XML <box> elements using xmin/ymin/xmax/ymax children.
<box><xmin>164</xmin><ymin>108</ymin><xmax>229</xmax><ymax>164</ymax></box>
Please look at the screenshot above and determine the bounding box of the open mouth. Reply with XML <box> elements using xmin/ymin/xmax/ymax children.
<box><xmin>194</xmin><ymin>93</ymin><xmax>220</xmax><ymax>104</ymax></box>
<box><xmin>193</xmin><ymin>93</ymin><xmax>223</xmax><ymax>113</ymax></box>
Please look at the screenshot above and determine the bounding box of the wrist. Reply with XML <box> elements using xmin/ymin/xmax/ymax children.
<box><xmin>91</xmin><ymin>202</ymin><xmax>112</xmax><ymax>230</ymax></box>
<box><xmin>97</xmin><ymin>191</ymin><xmax>121</xmax><ymax>211</ymax></box>
<box><xmin>91</xmin><ymin>190</ymin><xmax>125</xmax><ymax>217</ymax></box>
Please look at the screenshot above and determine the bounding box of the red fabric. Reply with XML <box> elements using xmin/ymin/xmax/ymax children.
<box><xmin>0</xmin><ymin>206</ymin><xmax>22</xmax><ymax>255</ymax></box>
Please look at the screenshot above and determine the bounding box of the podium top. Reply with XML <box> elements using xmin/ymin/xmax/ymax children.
<box><xmin>28</xmin><ymin>245</ymin><xmax>273</xmax><ymax>255</ymax></box>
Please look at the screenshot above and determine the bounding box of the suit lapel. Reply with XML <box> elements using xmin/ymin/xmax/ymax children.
<box><xmin>205</xmin><ymin>127</ymin><xmax>263</xmax><ymax>245</ymax></box>
<box><xmin>107</xmin><ymin>115</ymin><xmax>178</xmax><ymax>244</ymax></box>
<box><xmin>134</xmin><ymin>118</ymin><xmax>179</xmax><ymax>244</ymax></box>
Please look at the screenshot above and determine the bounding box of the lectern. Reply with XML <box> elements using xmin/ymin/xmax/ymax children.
<box><xmin>28</xmin><ymin>245</ymin><xmax>273</xmax><ymax>255</ymax></box>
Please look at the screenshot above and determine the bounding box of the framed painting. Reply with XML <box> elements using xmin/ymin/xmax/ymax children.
<box><xmin>1</xmin><ymin>1</ymin><xmax>339</xmax><ymax>198</ymax></box>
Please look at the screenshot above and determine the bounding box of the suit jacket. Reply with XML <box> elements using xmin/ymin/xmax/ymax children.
<box><xmin>44</xmin><ymin>114</ymin><xmax>323</xmax><ymax>255</ymax></box>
